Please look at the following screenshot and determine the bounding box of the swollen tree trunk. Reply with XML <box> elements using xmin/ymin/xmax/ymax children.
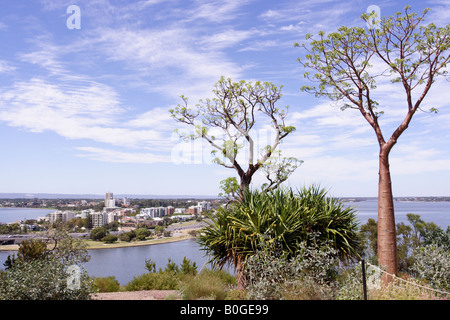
<box><xmin>236</xmin><ymin>258</ymin><xmax>246</xmax><ymax>291</ymax></box>
<box><xmin>377</xmin><ymin>144</ymin><xmax>398</xmax><ymax>283</ymax></box>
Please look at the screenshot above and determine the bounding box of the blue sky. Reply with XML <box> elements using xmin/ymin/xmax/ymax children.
<box><xmin>0</xmin><ymin>0</ymin><xmax>449</xmax><ymax>197</ymax></box>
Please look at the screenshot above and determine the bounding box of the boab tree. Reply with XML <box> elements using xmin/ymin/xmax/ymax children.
<box><xmin>296</xmin><ymin>7</ymin><xmax>449</xmax><ymax>281</ymax></box>
<box><xmin>170</xmin><ymin>77</ymin><xmax>301</xmax><ymax>198</ymax></box>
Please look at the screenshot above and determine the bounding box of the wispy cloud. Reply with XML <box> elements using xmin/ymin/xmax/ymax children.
<box><xmin>75</xmin><ymin>146</ymin><xmax>171</xmax><ymax>163</ymax></box>
<box><xmin>0</xmin><ymin>60</ymin><xmax>16</xmax><ymax>73</ymax></box>
<box><xmin>0</xmin><ymin>78</ymin><xmax>171</xmax><ymax>150</ymax></box>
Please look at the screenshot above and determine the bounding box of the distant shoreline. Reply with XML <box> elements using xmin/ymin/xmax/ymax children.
<box><xmin>0</xmin><ymin>230</ymin><xmax>199</xmax><ymax>252</ymax></box>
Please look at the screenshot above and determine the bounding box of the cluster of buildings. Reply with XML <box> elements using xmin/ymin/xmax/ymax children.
<box><xmin>136</xmin><ymin>201</ymin><xmax>211</xmax><ymax>220</ymax></box>
<box><xmin>47</xmin><ymin>192</ymin><xmax>211</xmax><ymax>230</ymax></box>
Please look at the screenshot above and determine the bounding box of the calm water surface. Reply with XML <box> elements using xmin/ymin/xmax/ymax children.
<box><xmin>0</xmin><ymin>208</ymin><xmax>56</xmax><ymax>223</ymax></box>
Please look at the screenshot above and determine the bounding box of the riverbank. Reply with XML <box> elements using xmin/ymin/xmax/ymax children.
<box><xmin>0</xmin><ymin>226</ymin><xmax>202</xmax><ymax>251</ymax></box>
<box><xmin>85</xmin><ymin>233</ymin><xmax>196</xmax><ymax>250</ymax></box>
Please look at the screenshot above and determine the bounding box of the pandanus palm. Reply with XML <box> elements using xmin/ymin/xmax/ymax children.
<box><xmin>197</xmin><ymin>186</ymin><xmax>360</xmax><ymax>289</ymax></box>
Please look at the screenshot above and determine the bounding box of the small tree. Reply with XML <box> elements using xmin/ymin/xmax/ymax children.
<box><xmin>90</xmin><ymin>226</ymin><xmax>108</xmax><ymax>241</ymax></box>
<box><xmin>170</xmin><ymin>77</ymin><xmax>300</xmax><ymax>197</ymax></box>
<box><xmin>198</xmin><ymin>186</ymin><xmax>360</xmax><ymax>290</ymax></box>
<box><xmin>297</xmin><ymin>6</ymin><xmax>449</xmax><ymax>281</ymax></box>
<box><xmin>0</xmin><ymin>229</ymin><xmax>93</xmax><ymax>299</ymax></box>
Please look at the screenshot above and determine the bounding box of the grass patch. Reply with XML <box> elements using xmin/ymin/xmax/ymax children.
<box><xmin>179</xmin><ymin>269</ymin><xmax>237</xmax><ymax>300</ymax></box>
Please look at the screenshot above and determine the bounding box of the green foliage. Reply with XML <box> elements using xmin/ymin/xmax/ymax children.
<box><xmin>125</xmin><ymin>272</ymin><xmax>179</xmax><ymax>291</ymax></box>
<box><xmin>170</xmin><ymin>76</ymin><xmax>300</xmax><ymax>193</ymax></box>
<box><xmin>358</xmin><ymin>218</ymin><xmax>378</xmax><ymax>264</ymax></box>
<box><xmin>119</xmin><ymin>230</ymin><xmax>136</xmax><ymax>242</ymax></box>
<box><xmin>244</xmin><ymin>235</ymin><xmax>339</xmax><ymax>300</ymax></box>
<box><xmin>17</xmin><ymin>238</ymin><xmax>48</xmax><ymax>261</ymax></box>
<box><xmin>198</xmin><ymin>186</ymin><xmax>361</xmax><ymax>273</ymax></box>
<box><xmin>180</xmin><ymin>269</ymin><xmax>236</xmax><ymax>300</ymax></box>
<box><xmin>218</xmin><ymin>177</ymin><xmax>240</xmax><ymax>200</ymax></box>
<box><xmin>101</xmin><ymin>234</ymin><xmax>118</xmax><ymax>243</ymax></box>
<box><xmin>359</xmin><ymin>214</ymin><xmax>448</xmax><ymax>274</ymax></box>
<box><xmin>135</xmin><ymin>228</ymin><xmax>151</xmax><ymax>240</ymax></box>
<box><xmin>126</xmin><ymin>257</ymin><xmax>199</xmax><ymax>291</ymax></box>
<box><xmin>93</xmin><ymin>276</ymin><xmax>121</xmax><ymax>293</ymax></box>
<box><xmin>410</xmin><ymin>244</ymin><xmax>450</xmax><ymax>291</ymax></box>
<box><xmin>0</xmin><ymin>229</ymin><xmax>94</xmax><ymax>300</ymax></box>
<box><xmin>90</xmin><ymin>226</ymin><xmax>108</xmax><ymax>241</ymax></box>
<box><xmin>180</xmin><ymin>257</ymin><xmax>198</xmax><ymax>276</ymax></box>
<box><xmin>423</xmin><ymin>225</ymin><xmax>450</xmax><ymax>250</ymax></box>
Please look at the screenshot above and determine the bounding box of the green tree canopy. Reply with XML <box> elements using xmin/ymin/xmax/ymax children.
<box><xmin>170</xmin><ymin>77</ymin><xmax>301</xmax><ymax>197</ymax></box>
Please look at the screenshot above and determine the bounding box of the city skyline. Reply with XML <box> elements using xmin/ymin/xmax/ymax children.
<box><xmin>0</xmin><ymin>1</ymin><xmax>449</xmax><ymax>198</ymax></box>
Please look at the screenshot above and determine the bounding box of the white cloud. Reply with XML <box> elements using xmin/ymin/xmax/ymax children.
<box><xmin>0</xmin><ymin>60</ymin><xmax>15</xmax><ymax>73</ymax></box>
<box><xmin>184</xmin><ymin>0</ymin><xmax>253</xmax><ymax>23</ymax></box>
<box><xmin>75</xmin><ymin>146</ymin><xmax>171</xmax><ymax>163</ymax></box>
<box><xmin>0</xmin><ymin>78</ymin><xmax>171</xmax><ymax>149</ymax></box>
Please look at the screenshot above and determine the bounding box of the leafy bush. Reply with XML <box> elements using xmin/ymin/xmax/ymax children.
<box><xmin>119</xmin><ymin>230</ymin><xmax>135</xmax><ymax>242</ymax></box>
<box><xmin>180</xmin><ymin>269</ymin><xmax>235</xmax><ymax>300</ymax></box>
<box><xmin>0</xmin><ymin>229</ymin><xmax>94</xmax><ymax>300</ymax></box>
<box><xmin>93</xmin><ymin>276</ymin><xmax>121</xmax><ymax>292</ymax></box>
<box><xmin>126</xmin><ymin>257</ymin><xmax>199</xmax><ymax>291</ymax></box>
<box><xmin>244</xmin><ymin>235</ymin><xmax>339</xmax><ymax>300</ymax></box>
<box><xmin>198</xmin><ymin>186</ymin><xmax>361</xmax><ymax>289</ymax></box>
<box><xmin>410</xmin><ymin>243</ymin><xmax>450</xmax><ymax>291</ymax></box>
<box><xmin>336</xmin><ymin>264</ymin><xmax>364</xmax><ymax>300</ymax></box>
<box><xmin>101</xmin><ymin>235</ymin><xmax>118</xmax><ymax>243</ymax></box>
<box><xmin>368</xmin><ymin>277</ymin><xmax>447</xmax><ymax>300</ymax></box>
<box><xmin>90</xmin><ymin>227</ymin><xmax>108</xmax><ymax>241</ymax></box>
<box><xmin>135</xmin><ymin>228</ymin><xmax>151</xmax><ymax>241</ymax></box>
<box><xmin>125</xmin><ymin>272</ymin><xmax>179</xmax><ymax>291</ymax></box>
<box><xmin>0</xmin><ymin>256</ymin><xmax>94</xmax><ymax>300</ymax></box>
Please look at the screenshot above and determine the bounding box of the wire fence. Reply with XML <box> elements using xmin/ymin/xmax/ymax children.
<box><xmin>360</xmin><ymin>259</ymin><xmax>450</xmax><ymax>299</ymax></box>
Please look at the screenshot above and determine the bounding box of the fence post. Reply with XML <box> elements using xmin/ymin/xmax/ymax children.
<box><xmin>361</xmin><ymin>259</ymin><xmax>367</xmax><ymax>300</ymax></box>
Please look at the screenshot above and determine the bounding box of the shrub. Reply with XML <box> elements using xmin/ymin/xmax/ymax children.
<box><xmin>125</xmin><ymin>272</ymin><xmax>179</xmax><ymax>291</ymax></box>
<box><xmin>336</xmin><ymin>264</ymin><xmax>364</xmax><ymax>300</ymax></box>
<box><xmin>410</xmin><ymin>243</ymin><xmax>450</xmax><ymax>291</ymax></box>
<box><xmin>126</xmin><ymin>257</ymin><xmax>199</xmax><ymax>291</ymax></box>
<box><xmin>135</xmin><ymin>228</ymin><xmax>150</xmax><ymax>241</ymax></box>
<box><xmin>0</xmin><ymin>255</ymin><xmax>94</xmax><ymax>300</ymax></box>
<box><xmin>119</xmin><ymin>230</ymin><xmax>135</xmax><ymax>242</ymax></box>
<box><xmin>244</xmin><ymin>235</ymin><xmax>339</xmax><ymax>300</ymax></box>
<box><xmin>90</xmin><ymin>227</ymin><xmax>107</xmax><ymax>241</ymax></box>
<box><xmin>0</xmin><ymin>229</ymin><xmax>94</xmax><ymax>300</ymax></box>
<box><xmin>101</xmin><ymin>235</ymin><xmax>118</xmax><ymax>243</ymax></box>
<box><xmin>93</xmin><ymin>276</ymin><xmax>121</xmax><ymax>292</ymax></box>
<box><xmin>198</xmin><ymin>186</ymin><xmax>360</xmax><ymax>287</ymax></box>
<box><xmin>180</xmin><ymin>269</ymin><xmax>236</xmax><ymax>300</ymax></box>
<box><xmin>368</xmin><ymin>277</ymin><xmax>447</xmax><ymax>300</ymax></box>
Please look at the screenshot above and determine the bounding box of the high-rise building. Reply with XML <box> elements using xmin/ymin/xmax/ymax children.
<box><xmin>89</xmin><ymin>212</ymin><xmax>106</xmax><ymax>228</ymax></box>
<box><xmin>197</xmin><ymin>201</ymin><xmax>211</xmax><ymax>212</ymax></box>
<box><xmin>105</xmin><ymin>192</ymin><xmax>115</xmax><ymax>208</ymax></box>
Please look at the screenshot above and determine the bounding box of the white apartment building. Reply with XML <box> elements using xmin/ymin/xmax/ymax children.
<box><xmin>105</xmin><ymin>192</ymin><xmax>116</xmax><ymax>208</ymax></box>
<box><xmin>197</xmin><ymin>201</ymin><xmax>211</xmax><ymax>212</ymax></box>
<box><xmin>89</xmin><ymin>211</ymin><xmax>106</xmax><ymax>229</ymax></box>
<box><xmin>138</xmin><ymin>207</ymin><xmax>168</xmax><ymax>219</ymax></box>
<box><xmin>48</xmin><ymin>211</ymin><xmax>77</xmax><ymax>224</ymax></box>
<box><xmin>107</xmin><ymin>211</ymin><xmax>120</xmax><ymax>224</ymax></box>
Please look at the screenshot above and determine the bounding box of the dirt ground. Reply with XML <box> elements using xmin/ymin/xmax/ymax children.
<box><xmin>92</xmin><ymin>290</ymin><xmax>182</xmax><ymax>300</ymax></box>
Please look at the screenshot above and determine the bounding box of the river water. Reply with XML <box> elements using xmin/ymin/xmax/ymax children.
<box><xmin>1</xmin><ymin>201</ymin><xmax>449</xmax><ymax>285</ymax></box>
